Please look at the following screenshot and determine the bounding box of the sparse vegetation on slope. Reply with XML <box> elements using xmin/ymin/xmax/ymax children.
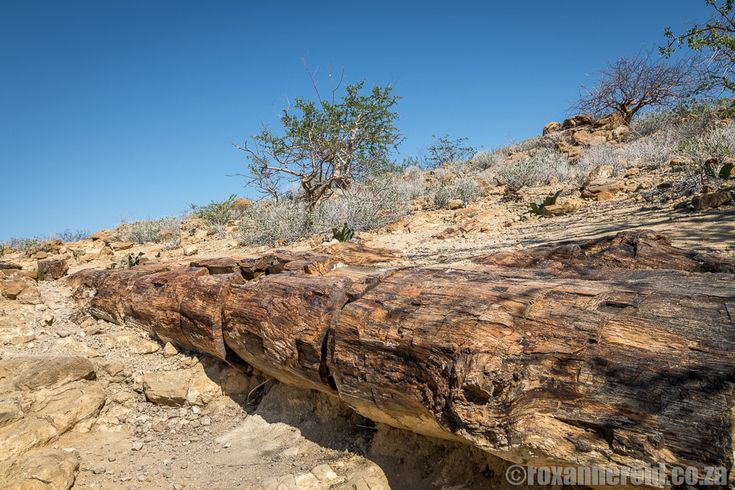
<box><xmin>239</xmin><ymin>172</ymin><xmax>423</xmax><ymax>246</ymax></box>
<box><xmin>116</xmin><ymin>217</ymin><xmax>181</xmax><ymax>245</ymax></box>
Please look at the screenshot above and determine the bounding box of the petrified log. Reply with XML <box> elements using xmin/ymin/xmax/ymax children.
<box><xmin>69</xmin><ymin>234</ymin><xmax>735</xmax><ymax>485</ymax></box>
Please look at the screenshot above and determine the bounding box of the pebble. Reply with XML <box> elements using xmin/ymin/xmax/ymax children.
<box><xmin>92</xmin><ymin>466</ymin><xmax>107</xmax><ymax>475</ymax></box>
<box><xmin>200</xmin><ymin>416</ymin><xmax>211</xmax><ymax>426</ymax></box>
<box><xmin>223</xmin><ymin>442</ymin><xmax>231</xmax><ymax>448</ymax></box>
<box><xmin>131</xmin><ymin>442</ymin><xmax>144</xmax><ymax>451</ymax></box>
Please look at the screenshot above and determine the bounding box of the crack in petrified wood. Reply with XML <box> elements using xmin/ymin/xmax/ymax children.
<box><xmin>68</xmin><ymin>232</ymin><xmax>735</xmax><ymax>485</ymax></box>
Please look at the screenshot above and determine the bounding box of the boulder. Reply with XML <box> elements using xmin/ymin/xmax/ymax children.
<box><xmin>109</xmin><ymin>241</ymin><xmax>134</xmax><ymax>251</ymax></box>
<box><xmin>446</xmin><ymin>198</ymin><xmax>464</xmax><ymax>210</ymax></box>
<box><xmin>542</xmin><ymin>121</ymin><xmax>561</xmax><ymax>135</ymax></box>
<box><xmin>162</xmin><ymin>342</ymin><xmax>178</xmax><ymax>357</ymax></box>
<box><xmin>142</xmin><ymin>365</ymin><xmax>222</xmax><ymax>407</ymax></box>
<box><xmin>37</xmin><ymin>259</ymin><xmax>68</xmax><ymax>281</ymax></box>
<box><xmin>183</xmin><ymin>245</ymin><xmax>199</xmax><ymax>257</ymax></box>
<box><xmin>2</xmin><ymin>356</ymin><xmax>96</xmax><ymax>391</ymax></box>
<box><xmin>0</xmin><ymin>356</ymin><xmax>102</xmax><ymax>477</ymax></box>
<box><xmin>583</xmin><ymin>164</ymin><xmax>614</xmax><ymax>187</ymax></box>
<box><xmin>572</xmin><ymin>129</ymin><xmax>607</xmax><ymax>146</ymax></box>
<box><xmin>555</xmin><ymin>140</ymin><xmax>584</xmax><ymax>160</ymax></box>
<box><xmin>561</xmin><ymin>114</ymin><xmax>595</xmax><ymax>129</ymax></box>
<box><xmin>143</xmin><ymin>371</ymin><xmax>191</xmax><ymax>406</ymax></box>
<box><xmin>1</xmin><ymin>277</ymin><xmax>36</xmax><ymax>301</ymax></box>
<box><xmin>185</xmin><ymin>363</ymin><xmax>223</xmax><ymax>406</ymax></box>
<box><xmin>2</xmin><ymin>448</ymin><xmax>79</xmax><ymax>490</ymax></box>
<box><xmin>692</xmin><ymin>190</ymin><xmax>734</xmax><ymax>211</ymax></box>
<box><xmin>610</xmin><ymin>124</ymin><xmax>630</xmax><ymax>142</ymax></box>
<box><xmin>581</xmin><ymin>178</ymin><xmax>629</xmax><ymax>198</ymax></box>
<box><xmin>596</xmin><ymin>190</ymin><xmax>615</xmax><ymax>201</ymax></box>
<box><xmin>539</xmin><ymin>198</ymin><xmax>583</xmax><ymax>217</ymax></box>
<box><xmin>90</xmin><ymin>229</ymin><xmax>115</xmax><ymax>243</ymax></box>
<box><xmin>593</xmin><ymin>112</ymin><xmax>626</xmax><ymax>130</ymax></box>
<box><xmin>41</xmin><ymin>239</ymin><xmax>63</xmax><ymax>254</ymax></box>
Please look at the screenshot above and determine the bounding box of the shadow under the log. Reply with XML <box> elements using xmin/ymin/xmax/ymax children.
<box><xmin>212</xmin><ymin>365</ymin><xmax>583</xmax><ymax>490</ymax></box>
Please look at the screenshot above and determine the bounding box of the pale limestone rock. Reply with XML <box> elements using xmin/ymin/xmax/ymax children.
<box><xmin>446</xmin><ymin>198</ymin><xmax>464</xmax><ymax>210</ymax></box>
<box><xmin>3</xmin><ymin>448</ymin><xmax>79</xmax><ymax>490</ymax></box>
<box><xmin>143</xmin><ymin>371</ymin><xmax>191</xmax><ymax>406</ymax></box>
<box><xmin>162</xmin><ymin>342</ymin><xmax>178</xmax><ymax>358</ymax></box>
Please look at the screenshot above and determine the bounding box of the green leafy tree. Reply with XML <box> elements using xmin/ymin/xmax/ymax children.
<box><xmin>424</xmin><ymin>135</ymin><xmax>476</xmax><ymax>169</ymax></box>
<box><xmin>237</xmin><ymin>81</ymin><xmax>401</xmax><ymax>207</ymax></box>
<box><xmin>662</xmin><ymin>0</ymin><xmax>735</xmax><ymax>92</ymax></box>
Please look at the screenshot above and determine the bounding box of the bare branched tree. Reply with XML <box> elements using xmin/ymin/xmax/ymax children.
<box><xmin>576</xmin><ymin>54</ymin><xmax>701</xmax><ymax>123</ymax></box>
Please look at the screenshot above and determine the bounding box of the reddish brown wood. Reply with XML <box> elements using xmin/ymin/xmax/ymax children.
<box><xmin>69</xmin><ymin>234</ymin><xmax>735</xmax><ymax>481</ymax></box>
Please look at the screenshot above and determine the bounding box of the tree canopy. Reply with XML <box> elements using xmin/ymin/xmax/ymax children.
<box><xmin>237</xmin><ymin>81</ymin><xmax>401</xmax><ymax>207</ymax></box>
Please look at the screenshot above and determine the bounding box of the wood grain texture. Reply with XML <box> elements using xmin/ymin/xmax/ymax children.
<box><xmin>69</xmin><ymin>234</ymin><xmax>735</xmax><ymax>485</ymax></box>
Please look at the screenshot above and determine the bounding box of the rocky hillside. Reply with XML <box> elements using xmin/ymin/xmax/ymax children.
<box><xmin>1</xmin><ymin>110</ymin><xmax>734</xmax><ymax>489</ymax></box>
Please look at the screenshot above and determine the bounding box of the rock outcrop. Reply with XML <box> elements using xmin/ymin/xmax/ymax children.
<box><xmin>543</xmin><ymin>113</ymin><xmax>629</xmax><ymax>159</ymax></box>
<box><xmin>0</xmin><ymin>356</ymin><xmax>105</xmax><ymax>486</ymax></box>
<box><xmin>37</xmin><ymin>258</ymin><xmax>69</xmax><ymax>281</ymax></box>
<box><xmin>68</xmin><ymin>234</ymin><xmax>735</xmax><ymax>487</ymax></box>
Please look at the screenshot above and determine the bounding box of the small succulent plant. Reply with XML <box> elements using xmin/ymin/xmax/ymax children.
<box><xmin>529</xmin><ymin>190</ymin><xmax>562</xmax><ymax>215</ymax></box>
<box><xmin>332</xmin><ymin>222</ymin><xmax>355</xmax><ymax>242</ymax></box>
<box><xmin>113</xmin><ymin>251</ymin><xmax>145</xmax><ymax>269</ymax></box>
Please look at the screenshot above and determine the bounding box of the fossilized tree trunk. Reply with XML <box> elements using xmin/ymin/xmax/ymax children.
<box><xmin>69</xmin><ymin>234</ymin><xmax>735</xmax><ymax>486</ymax></box>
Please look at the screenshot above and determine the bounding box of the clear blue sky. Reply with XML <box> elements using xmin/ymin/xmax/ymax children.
<box><xmin>0</xmin><ymin>0</ymin><xmax>710</xmax><ymax>240</ymax></box>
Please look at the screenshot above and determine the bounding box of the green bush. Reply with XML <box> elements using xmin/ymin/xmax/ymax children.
<box><xmin>191</xmin><ymin>194</ymin><xmax>238</xmax><ymax>225</ymax></box>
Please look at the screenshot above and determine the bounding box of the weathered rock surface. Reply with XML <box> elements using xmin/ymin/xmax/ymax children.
<box><xmin>1</xmin><ymin>276</ymin><xmax>41</xmax><ymax>303</ymax></box>
<box><xmin>68</xmin><ymin>234</ymin><xmax>735</xmax><ymax>485</ymax></box>
<box><xmin>542</xmin><ymin>113</ymin><xmax>629</xmax><ymax>159</ymax></box>
<box><xmin>37</xmin><ymin>258</ymin><xmax>68</xmax><ymax>281</ymax></box>
<box><xmin>692</xmin><ymin>189</ymin><xmax>734</xmax><ymax>211</ymax></box>
<box><xmin>2</xmin><ymin>448</ymin><xmax>80</xmax><ymax>489</ymax></box>
<box><xmin>0</xmin><ymin>356</ymin><xmax>104</xmax><ymax>485</ymax></box>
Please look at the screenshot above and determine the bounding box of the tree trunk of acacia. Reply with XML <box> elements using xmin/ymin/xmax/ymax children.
<box><xmin>69</xmin><ymin>233</ymin><xmax>735</xmax><ymax>487</ymax></box>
